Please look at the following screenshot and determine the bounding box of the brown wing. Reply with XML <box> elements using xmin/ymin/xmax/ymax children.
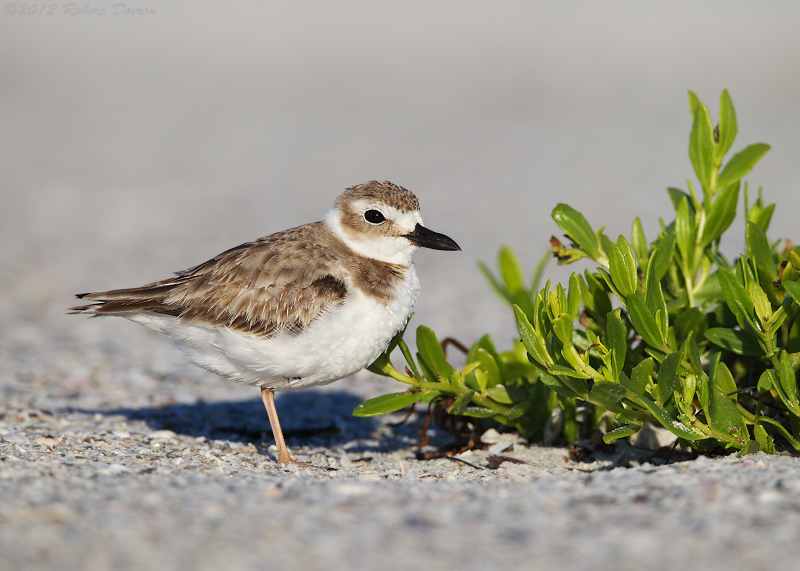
<box><xmin>69</xmin><ymin>223</ymin><xmax>348</xmax><ymax>338</ymax></box>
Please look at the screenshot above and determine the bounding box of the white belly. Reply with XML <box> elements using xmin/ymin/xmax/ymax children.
<box><xmin>124</xmin><ymin>268</ymin><xmax>420</xmax><ymax>390</ymax></box>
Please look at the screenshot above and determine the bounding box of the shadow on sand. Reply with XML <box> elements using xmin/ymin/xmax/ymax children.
<box><xmin>93</xmin><ymin>390</ymin><xmax>430</xmax><ymax>456</ymax></box>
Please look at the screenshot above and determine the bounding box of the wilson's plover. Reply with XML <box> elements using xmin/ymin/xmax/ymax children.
<box><xmin>70</xmin><ymin>181</ymin><xmax>460</xmax><ymax>467</ymax></box>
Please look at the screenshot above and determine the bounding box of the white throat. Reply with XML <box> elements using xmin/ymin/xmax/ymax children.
<box><xmin>323</xmin><ymin>206</ymin><xmax>420</xmax><ymax>266</ymax></box>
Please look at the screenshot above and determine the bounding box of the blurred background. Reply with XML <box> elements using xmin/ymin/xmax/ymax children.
<box><xmin>2</xmin><ymin>0</ymin><xmax>799</xmax><ymax>356</ymax></box>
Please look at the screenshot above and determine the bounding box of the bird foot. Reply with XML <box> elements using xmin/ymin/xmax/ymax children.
<box><xmin>278</xmin><ymin>457</ymin><xmax>336</xmax><ymax>471</ymax></box>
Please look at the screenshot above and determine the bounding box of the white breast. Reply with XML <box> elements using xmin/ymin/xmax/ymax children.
<box><xmin>125</xmin><ymin>265</ymin><xmax>421</xmax><ymax>390</ymax></box>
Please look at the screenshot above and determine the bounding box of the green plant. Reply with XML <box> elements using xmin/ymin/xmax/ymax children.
<box><xmin>355</xmin><ymin>90</ymin><xmax>800</xmax><ymax>455</ymax></box>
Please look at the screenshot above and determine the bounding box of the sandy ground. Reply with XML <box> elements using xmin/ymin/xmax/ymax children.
<box><xmin>2</xmin><ymin>2</ymin><xmax>800</xmax><ymax>570</ymax></box>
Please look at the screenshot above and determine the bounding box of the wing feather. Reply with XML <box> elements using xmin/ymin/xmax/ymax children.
<box><xmin>69</xmin><ymin>223</ymin><xmax>348</xmax><ymax>338</ymax></box>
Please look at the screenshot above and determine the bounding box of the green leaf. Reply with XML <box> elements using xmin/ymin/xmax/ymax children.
<box><xmin>547</xmin><ymin>363</ymin><xmax>590</xmax><ymax>380</ymax></box>
<box><xmin>705</xmin><ymin>328</ymin><xmax>763</xmax><ymax>356</ymax></box>
<box><xmin>603</xmin><ymin>425</ymin><xmax>642</xmax><ymax>444</ymax></box>
<box><xmin>675</xmin><ymin>307</ymin><xmax>707</xmax><ymax>343</ymax></box>
<box><xmin>718</xmin><ymin>266</ymin><xmax>756</xmax><ymax>329</ymax></box>
<box><xmin>688</xmin><ymin>90</ymin><xmax>701</xmax><ymax>115</ymax></box>
<box><xmin>658</xmin><ymin>353</ymin><xmax>683</xmax><ymax>404</ymax></box>
<box><xmin>779</xmin><ymin>352</ymin><xmax>800</xmax><ymax>417</ymax></box>
<box><xmin>752</xmin><ymin>203</ymin><xmax>775</xmax><ymax>234</ymax></box>
<box><xmin>606</xmin><ymin>309</ymin><xmax>627</xmax><ymax>380</ymax></box>
<box><xmin>416</xmin><ymin>326</ymin><xmax>454</xmax><ymax>380</ymax></box>
<box><xmin>639</xmin><ymin>396</ymin><xmax>707</xmax><ymax>441</ymax></box>
<box><xmin>591</xmin><ymin>381</ymin><xmax>627</xmax><ymax>406</ymax></box>
<box><xmin>580</xmin><ymin>271</ymin><xmax>612</xmax><ymax>326</ymax></box>
<box><xmin>746</xmin><ymin>221</ymin><xmax>777</xmax><ymax>283</ymax></box>
<box><xmin>478</xmin><ymin>261</ymin><xmax>512</xmax><ymax>306</ymax></box>
<box><xmin>498</xmin><ymin>246</ymin><xmax>525</xmax><ymax>298</ymax></box>
<box><xmin>627</xmin><ymin>294</ymin><xmax>665</xmax><ymax>350</ymax></box>
<box><xmin>700</xmin><ymin>182</ymin><xmax>739</xmax><ymax>246</ymax></box>
<box><xmin>654</xmin><ymin>233</ymin><xmax>676</xmax><ymax>280</ymax></box>
<box><xmin>451</xmin><ymin>390</ymin><xmax>475</xmax><ymax>414</ymax></box>
<box><xmin>486</xmin><ymin>385</ymin><xmax>513</xmax><ymax>404</ymax></box>
<box><xmin>567</xmin><ymin>273</ymin><xmax>581</xmax><ymax>321</ymax></box>
<box><xmin>749</xmin><ymin>282</ymin><xmax>772</xmax><ymax>322</ymax></box>
<box><xmin>708</xmin><ymin>386</ymin><xmax>748</xmax><ymax>445</ymax></box>
<box><xmin>644</xmin><ymin>253</ymin><xmax>668</xmax><ymax>340</ymax></box>
<box><xmin>552</xmin><ymin>314</ymin><xmax>574</xmax><ymax>346</ymax></box>
<box><xmin>515</xmin><ymin>305</ymin><xmax>551</xmax><ymax>366</ymax></box>
<box><xmin>552</xmin><ymin>204</ymin><xmax>600</xmax><ymax>260</ymax></box>
<box><xmin>473</xmin><ymin>348</ymin><xmax>501</xmax><ymax>388</ymax></box>
<box><xmin>508</xmin><ymin>400</ymin><xmax>533</xmax><ymax>421</ymax></box>
<box><xmin>698</xmin><ymin>370</ymin><xmax>710</xmax><ymax>413</ymax></box>
<box><xmin>667</xmin><ymin>187</ymin><xmax>693</xmax><ymax>212</ymax></box>
<box><xmin>688</xmin><ymin>98</ymin><xmax>716</xmax><ymax>193</ymax></box>
<box><xmin>473</xmin><ymin>369</ymin><xmax>488</xmax><ymax>393</ymax></box>
<box><xmin>353</xmin><ymin>391</ymin><xmax>425</xmax><ymax>417</ymax></box>
<box><xmin>713</xmin><ymin>360</ymin><xmax>738</xmax><ymax>395</ymax></box>
<box><xmin>783</xmin><ymin>280</ymin><xmax>800</xmax><ymax>304</ymax></box>
<box><xmin>675</xmin><ymin>197</ymin><xmax>697</xmax><ymax>270</ymax></box>
<box><xmin>631</xmin><ymin>217</ymin><xmax>648</xmax><ymax>264</ymax></box>
<box><xmin>609</xmin><ymin>239</ymin><xmax>637</xmax><ymax>297</ymax></box>
<box><xmin>757</xmin><ymin>369</ymin><xmax>775</xmax><ymax>393</ymax></box>
<box><xmin>718</xmin><ymin>143</ymin><xmax>771</xmax><ymax>189</ymax></box>
<box><xmin>754</xmin><ymin>422</ymin><xmax>775</xmax><ymax>455</ymax></box>
<box><xmin>718</xmin><ymin>89</ymin><xmax>737</xmax><ymax>157</ymax></box>
<box><xmin>737</xmin><ymin>441</ymin><xmax>760</xmax><ymax>457</ymax></box>
<box><xmin>686</xmin><ymin>331</ymin><xmax>704</xmax><ymax>378</ymax></box>
<box><xmin>629</xmin><ymin>358</ymin><xmax>654</xmax><ymax>396</ymax></box>
<box><xmin>462</xmin><ymin>407</ymin><xmax>495</xmax><ymax>418</ymax></box>
<box><xmin>597</xmin><ymin>267</ymin><xmax>625</xmax><ymax>304</ymax></box>
<box><xmin>532</xmin><ymin>364</ymin><xmax>582</xmax><ymax>399</ymax></box>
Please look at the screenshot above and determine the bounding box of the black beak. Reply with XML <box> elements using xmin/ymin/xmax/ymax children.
<box><xmin>405</xmin><ymin>224</ymin><xmax>461</xmax><ymax>251</ymax></box>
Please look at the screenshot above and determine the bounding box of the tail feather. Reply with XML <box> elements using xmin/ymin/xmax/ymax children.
<box><xmin>68</xmin><ymin>279</ymin><xmax>184</xmax><ymax>316</ymax></box>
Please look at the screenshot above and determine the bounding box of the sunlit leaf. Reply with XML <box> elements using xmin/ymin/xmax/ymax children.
<box><xmin>783</xmin><ymin>280</ymin><xmax>800</xmax><ymax>304</ymax></box>
<box><xmin>552</xmin><ymin>314</ymin><xmax>574</xmax><ymax>346</ymax></box>
<box><xmin>353</xmin><ymin>391</ymin><xmax>424</xmax><ymax>417</ymax></box>
<box><xmin>718</xmin><ymin>143</ymin><xmax>770</xmax><ymax>189</ymax></box>
<box><xmin>631</xmin><ymin>217</ymin><xmax>648</xmax><ymax>264</ymax></box>
<box><xmin>718</xmin><ymin>267</ymin><xmax>756</xmax><ymax>329</ymax></box>
<box><xmin>700</xmin><ymin>182</ymin><xmax>739</xmax><ymax>246</ymax></box>
<box><xmin>472</xmin><ymin>348</ymin><xmax>501</xmax><ymax>388</ymax></box>
<box><xmin>498</xmin><ymin>246</ymin><xmax>525</xmax><ymax>298</ymax></box>
<box><xmin>675</xmin><ymin>197</ymin><xmax>696</xmax><ymax>271</ymax></box>
<box><xmin>552</xmin><ymin>204</ymin><xmax>600</xmax><ymax>259</ymax></box>
<box><xmin>654</xmin><ymin>233</ymin><xmax>676</xmax><ymax>280</ymax></box>
<box><xmin>603</xmin><ymin>425</ymin><xmax>641</xmax><ymax>444</ymax></box>
<box><xmin>718</xmin><ymin>89</ymin><xmax>737</xmax><ymax>157</ymax></box>
<box><xmin>688</xmin><ymin>97</ymin><xmax>716</xmax><ymax>193</ymax></box>
<box><xmin>515</xmin><ymin>305</ymin><xmax>551</xmax><ymax>366</ymax></box>
<box><xmin>627</xmin><ymin>294</ymin><xmax>665</xmax><ymax>350</ymax></box>
<box><xmin>779</xmin><ymin>352</ymin><xmax>800</xmax><ymax>417</ymax></box>
<box><xmin>416</xmin><ymin>326</ymin><xmax>454</xmax><ymax>380</ymax></box>
<box><xmin>487</xmin><ymin>385</ymin><xmax>513</xmax><ymax>404</ymax></box>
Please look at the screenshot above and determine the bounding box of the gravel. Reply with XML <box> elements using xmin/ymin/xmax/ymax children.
<box><xmin>2</xmin><ymin>318</ymin><xmax>800</xmax><ymax>571</ymax></box>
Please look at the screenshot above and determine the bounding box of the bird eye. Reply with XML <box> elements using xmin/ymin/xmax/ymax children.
<box><xmin>364</xmin><ymin>210</ymin><xmax>386</xmax><ymax>224</ymax></box>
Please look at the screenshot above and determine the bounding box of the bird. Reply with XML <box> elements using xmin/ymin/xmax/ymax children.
<box><xmin>70</xmin><ymin>181</ymin><xmax>460</xmax><ymax>467</ymax></box>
